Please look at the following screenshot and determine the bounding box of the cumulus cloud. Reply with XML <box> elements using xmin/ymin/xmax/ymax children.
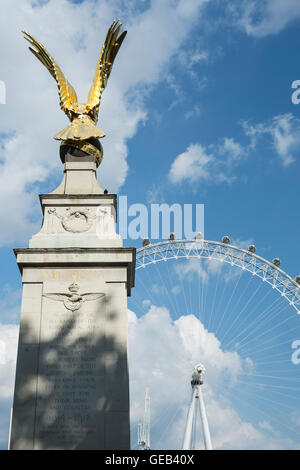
<box><xmin>168</xmin><ymin>136</ymin><xmax>248</xmax><ymax>186</ymax></box>
<box><xmin>128</xmin><ymin>305</ymin><xmax>300</xmax><ymax>449</ymax></box>
<box><xmin>245</xmin><ymin>113</ymin><xmax>300</xmax><ymax>166</ymax></box>
<box><xmin>0</xmin><ymin>0</ymin><xmax>209</xmax><ymax>245</ymax></box>
<box><xmin>128</xmin><ymin>305</ymin><xmax>254</xmax><ymax>448</ymax></box>
<box><xmin>231</xmin><ymin>0</ymin><xmax>300</xmax><ymax>37</ymax></box>
<box><xmin>168</xmin><ymin>112</ymin><xmax>299</xmax><ymax>187</ymax></box>
<box><xmin>168</xmin><ymin>144</ymin><xmax>214</xmax><ymax>184</ymax></box>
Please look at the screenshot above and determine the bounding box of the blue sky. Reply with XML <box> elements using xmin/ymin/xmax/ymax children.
<box><xmin>0</xmin><ymin>0</ymin><xmax>299</xmax><ymax>450</ymax></box>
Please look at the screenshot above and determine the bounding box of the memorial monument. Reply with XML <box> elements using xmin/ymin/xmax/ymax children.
<box><xmin>9</xmin><ymin>21</ymin><xmax>136</xmax><ymax>450</ymax></box>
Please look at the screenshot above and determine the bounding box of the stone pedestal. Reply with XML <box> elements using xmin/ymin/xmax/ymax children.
<box><xmin>9</xmin><ymin>156</ymin><xmax>135</xmax><ymax>450</ymax></box>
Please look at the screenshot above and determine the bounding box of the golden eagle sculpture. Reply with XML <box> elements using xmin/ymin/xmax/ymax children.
<box><xmin>22</xmin><ymin>21</ymin><xmax>126</xmax><ymax>162</ymax></box>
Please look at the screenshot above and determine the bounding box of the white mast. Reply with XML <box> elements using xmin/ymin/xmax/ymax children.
<box><xmin>138</xmin><ymin>388</ymin><xmax>151</xmax><ymax>450</ymax></box>
<box><xmin>182</xmin><ymin>364</ymin><xmax>212</xmax><ymax>450</ymax></box>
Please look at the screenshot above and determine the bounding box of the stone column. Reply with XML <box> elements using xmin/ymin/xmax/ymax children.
<box><xmin>9</xmin><ymin>155</ymin><xmax>135</xmax><ymax>450</ymax></box>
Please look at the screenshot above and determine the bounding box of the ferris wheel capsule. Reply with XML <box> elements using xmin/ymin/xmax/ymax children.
<box><xmin>272</xmin><ymin>258</ymin><xmax>281</xmax><ymax>267</ymax></box>
<box><xmin>248</xmin><ymin>245</ymin><xmax>256</xmax><ymax>253</ymax></box>
<box><xmin>194</xmin><ymin>363</ymin><xmax>206</xmax><ymax>375</ymax></box>
<box><xmin>194</xmin><ymin>232</ymin><xmax>204</xmax><ymax>241</ymax></box>
<box><xmin>222</xmin><ymin>236</ymin><xmax>230</xmax><ymax>244</ymax></box>
<box><xmin>142</xmin><ymin>238</ymin><xmax>151</xmax><ymax>247</ymax></box>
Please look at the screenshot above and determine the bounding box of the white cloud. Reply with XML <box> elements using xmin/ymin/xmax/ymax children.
<box><xmin>168</xmin><ymin>112</ymin><xmax>299</xmax><ymax>187</ymax></box>
<box><xmin>217</xmin><ymin>137</ymin><xmax>245</xmax><ymax>163</ymax></box>
<box><xmin>0</xmin><ymin>0</ymin><xmax>209</xmax><ymax>245</ymax></box>
<box><xmin>259</xmin><ymin>420</ymin><xmax>280</xmax><ymax>436</ymax></box>
<box><xmin>233</xmin><ymin>0</ymin><xmax>300</xmax><ymax>37</ymax></box>
<box><xmin>128</xmin><ymin>305</ymin><xmax>299</xmax><ymax>449</ymax></box>
<box><xmin>171</xmin><ymin>254</ymin><xmax>243</xmax><ymax>298</ymax></box>
<box><xmin>171</xmin><ymin>285</ymin><xmax>181</xmax><ymax>295</ymax></box>
<box><xmin>243</xmin><ymin>113</ymin><xmax>300</xmax><ymax>166</ymax></box>
<box><xmin>168</xmin><ymin>137</ymin><xmax>248</xmax><ymax>186</ymax></box>
<box><xmin>177</xmin><ymin>46</ymin><xmax>209</xmax><ymax>85</ymax></box>
<box><xmin>184</xmin><ymin>104</ymin><xmax>201</xmax><ymax>120</ymax></box>
<box><xmin>174</xmin><ymin>257</ymin><xmax>210</xmax><ymax>283</ymax></box>
<box><xmin>168</xmin><ymin>144</ymin><xmax>214</xmax><ymax>184</ymax></box>
<box><xmin>1</xmin><ymin>305</ymin><xmax>298</xmax><ymax>449</ymax></box>
<box><xmin>146</xmin><ymin>184</ymin><xmax>166</xmax><ymax>204</ymax></box>
<box><xmin>128</xmin><ymin>305</ymin><xmax>245</xmax><ymax>448</ymax></box>
<box><xmin>208</xmin><ymin>396</ymin><xmax>297</xmax><ymax>450</ymax></box>
<box><xmin>0</xmin><ymin>325</ymin><xmax>18</xmax><ymax>397</ymax></box>
<box><xmin>171</xmin><ymin>239</ymin><xmax>257</xmax><ymax>289</ymax></box>
<box><xmin>142</xmin><ymin>299</ymin><xmax>151</xmax><ymax>308</ymax></box>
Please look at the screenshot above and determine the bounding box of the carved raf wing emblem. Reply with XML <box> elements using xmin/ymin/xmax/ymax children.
<box><xmin>43</xmin><ymin>282</ymin><xmax>105</xmax><ymax>311</ymax></box>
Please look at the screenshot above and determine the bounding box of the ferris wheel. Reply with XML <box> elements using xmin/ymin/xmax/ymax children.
<box><xmin>128</xmin><ymin>234</ymin><xmax>300</xmax><ymax>450</ymax></box>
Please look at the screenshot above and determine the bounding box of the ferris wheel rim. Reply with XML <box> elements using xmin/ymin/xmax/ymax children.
<box><xmin>136</xmin><ymin>239</ymin><xmax>300</xmax><ymax>314</ymax></box>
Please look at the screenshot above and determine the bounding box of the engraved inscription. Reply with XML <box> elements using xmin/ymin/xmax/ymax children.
<box><xmin>35</xmin><ymin>301</ymin><xmax>105</xmax><ymax>448</ymax></box>
<box><xmin>43</xmin><ymin>270</ymin><xmax>105</xmax><ymax>281</ymax></box>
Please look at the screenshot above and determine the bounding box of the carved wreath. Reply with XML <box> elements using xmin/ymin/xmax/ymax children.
<box><xmin>49</xmin><ymin>208</ymin><xmax>94</xmax><ymax>233</ymax></box>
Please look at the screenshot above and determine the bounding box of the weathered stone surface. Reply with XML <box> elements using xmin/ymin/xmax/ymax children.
<box><xmin>51</xmin><ymin>160</ymin><xmax>104</xmax><ymax>195</ymax></box>
<box><xmin>30</xmin><ymin>193</ymin><xmax>122</xmax><ymax>249</ymax></box>
<box><xmin>10</xmin><ymin>162</ymin><xmax>136</xmax><ymax>450</ymax></box>
<box><xmin>10</xmin><ymin>257</ymin><xmax>134</xmax><ymax>450</ymax></box>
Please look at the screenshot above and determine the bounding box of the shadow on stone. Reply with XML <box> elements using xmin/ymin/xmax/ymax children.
<box><xmin>10</xmin><ymin>292</ymin><xmax>130</xmax><ymax>450</ymax></box>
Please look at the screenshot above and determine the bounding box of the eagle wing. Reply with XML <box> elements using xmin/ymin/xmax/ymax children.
<box><xmin>81</xmin><ymin>293</ymin><xmax>105</xmax><ymax>302</ymax></box>
<box><xmin>22</xmin><ymin>31</ymin><xmax>78</xmax><ymax>119</ymax></box>
<box><xmin>43</xmin><ymin>293</ymin><xmax>70</xmax><ymax>302</ymax></box>
<box><xmin>87</xmin><ymin>21</ymin><xmax>127</xmax><ymax>120</ymax></box>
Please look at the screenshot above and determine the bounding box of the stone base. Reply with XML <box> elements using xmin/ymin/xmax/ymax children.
<box><xmin>9</xmin><ymin>247</ymin><xmax>135</xmax><ymax>450</ymax></box>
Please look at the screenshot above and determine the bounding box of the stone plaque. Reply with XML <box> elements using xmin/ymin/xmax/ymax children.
<box><xmin>34</xmin><ymin>280</ymin><xmax>106</xmax><ymax>449</ymax></box>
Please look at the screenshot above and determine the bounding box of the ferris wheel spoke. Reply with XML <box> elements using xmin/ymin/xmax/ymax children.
<box><xmin>224</xmin><ymin>283</ymin><xmax>273</xmax><ymax>348</ymax></box>
<box><xmin>235</xmin><ymin>378</ymin><xmax>300</xmax><ymax>395</ymax></box>
<box><xmin>234</xmin><ymin>298</ymin><xmax>291</xmax><ymax>352</ymax></box>
<box><xmin>240</xmin><ymin>322</ymin><xmax>300</xmax><ymax>359</ymax></box>
<box><xmin>154</xmin><ymin>260</ymin><xmax>181</xmax><ymax>319</ymax></box>
<box><xmin>154</xmin><ymin>405</ymin><xmax>183</xmax><ymax>449</ymax></box>
<box><xmin>239</xmin><ymin>372</ymin><xmax>300</xmax><ymax>383</ymax></box>
<box><xmin>226</xmin><ymin>292</ymin><xmax>285</xmax><ymax>351</ymax></box>
<box><xmin>231</xmin><ymin>386</ymin><xmax>300</xmax><ymax>440</ymax></box>
<box><xmin>227</xmin><ymin>303</ymin><xmax>288</xmax><ymax>355</ymax></box>
<box><xmin>222</xmin><ymin>281</ymin><xmax>264</xmax><ymax>348</ymax></box>
<box><xmin>214</xmin><ymin>268</ymin><xmax>244</xmax><ymax>337</ymax></box>
<box><xmin>207</xmin><ymin>261</ymin><xmax>222</xmax><ymax>332</ymax></box>
<box><xmin>233</xmin><ymin>381</ymin><xmax>300</xmax><ymax>414</ymax></box>
<box><xmin>211</xmin><ymin>263</ymin><xmax>232</xmax><ymax>331</ymax></box>
<box><xmin>164</xmin><ymin>259</ymin><xmax>182</xmax><ymax>319</ymax></box>
<box><xmin>243</xmin><ymin>336</ymin><xmax>300</xmax><ymax>358</ymax></box>
<box><xmin>237</xmin><ymin>312</ymin><xmax>295</xmax><ymax>354</ymax></box>
<box><xmin>218</xmin><ymin>272</ymin><xmax>254</xmax><ymax>343</ymax></box>
<box><xmin>132</xmin><ymin>239</ymin><xmax>300</xmax><ymax>449</ymax></box>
